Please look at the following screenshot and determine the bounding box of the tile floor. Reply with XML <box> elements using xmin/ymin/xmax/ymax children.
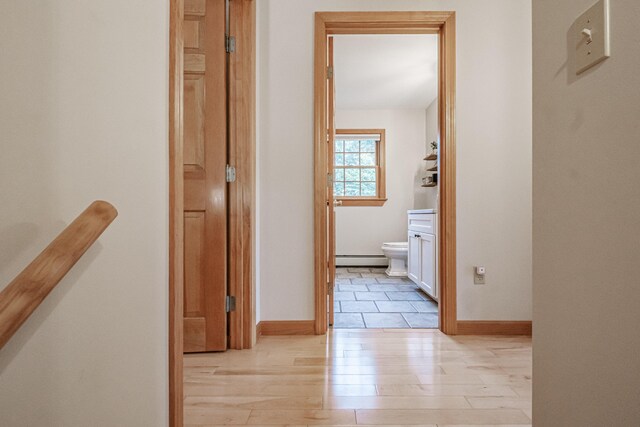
<box><xmin>333</xmin><ymin>267</ymin><xmax>438</xmax><ymax>329</ymax></box>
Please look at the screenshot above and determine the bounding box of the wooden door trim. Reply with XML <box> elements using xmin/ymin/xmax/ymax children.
<box><xmin>327</xmin><ymin>36</ymin><xmax>335</xmax><ymax>328</ymax></box>
<box><xmin>228</xmin><ymin>0</ymin><xmax>257</xmax><ymax>350</ymax></box>
<box><xmin>169</xmin><ymin>0</ymin><xmax>184</xmax><ymax>425</ymax></box>
<box><xmin>314</xmin><ymin>11</ymin><xmax>457</xmax><ymax>335</ymax></box>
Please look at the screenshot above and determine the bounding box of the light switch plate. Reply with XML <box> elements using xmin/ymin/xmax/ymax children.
<box><xmin>575</xmin><ymin>0</ymin><xmax>610</xmax><ymax>74</ymax></box>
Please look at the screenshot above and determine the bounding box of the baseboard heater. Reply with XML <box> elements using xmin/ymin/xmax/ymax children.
<box><xmin>336</xmin><ymin>255</ymin><xmax>387</xmax><ymax>267</ymax></box>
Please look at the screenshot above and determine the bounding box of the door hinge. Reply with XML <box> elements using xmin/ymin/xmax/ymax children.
<box><xmin>226</xmin><ymin>295</ymin><xmax>236</xmax><ymax>312</ymax></box>
<box><xmin>225</xmin><ymin>35</ymin><xmax>236</xmax><ymax>53</ymax></box>
<box><xmin>226</xmin><ymin>164</ymin><xmax>236</xmax><ymax>182</ymax></box>
<box><xmin>327</xmin><ymin>173</ymin><xmax>333</xmax><ymax>186</ymax></box>
<box><xmin>327</xmin><ymin>65</ymin><xmax>334</xmax><ymax>79</ymax></box>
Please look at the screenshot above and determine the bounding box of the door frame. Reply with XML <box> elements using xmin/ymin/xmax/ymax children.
<box><xmin>169</xmin><ymin>0</ymin><xmax>256</xmax><ymax>425</ymax></box>
<box><xmin>313</xmin><ymin>11</ymin><xmax>457</xmax><ymax>335</ymax></box>
<box><xmin>168</xmin><ymin>1</ymin><xmax>184</xmax><ymax>426</ymax></box>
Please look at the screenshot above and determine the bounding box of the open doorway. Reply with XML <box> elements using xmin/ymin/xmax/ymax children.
<box><xmin>330</xmin><ymin>34</ymin><xmax>440</xmax><ymax>329</ymax></box>
<box><xmin>313</xmin><ymin>12</ymin><xmax>457</xmax><ymax>335</ymax></box>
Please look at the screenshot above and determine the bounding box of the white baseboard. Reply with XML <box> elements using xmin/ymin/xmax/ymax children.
<box><xmin>336</xmin><ymin>256</ymin><xmax>388</xmax><ymax>267</ymax></box>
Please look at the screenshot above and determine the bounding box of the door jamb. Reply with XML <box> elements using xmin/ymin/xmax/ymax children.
<box><xmin>169</xmin><ymin>1</ymin><xmax>184</xmax><ymax>426</ymax></box>
<box><xmin>313</xmin><ymin>11</ymin><xmax>457</xmax><ymax>335</ymax></box>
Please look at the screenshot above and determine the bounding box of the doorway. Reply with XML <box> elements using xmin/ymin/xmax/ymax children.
<box><xmin>329</xmin><ymin>34</ymin><xmax>440</xmax><ymax>329</ymax></box>
<box><xmin>179</xmin><ymin>0</ymin><xmax>256</xmax><ymax>353</ymax></box>
<box><xmin>314</xmin><ymin>12</ymin><xmax>457</xmax><ymax>335</ymax></box>
<box><xmin>168</xmin><ymin>0</ymin><xmax>256</xmax><ymax>424</ymax></box>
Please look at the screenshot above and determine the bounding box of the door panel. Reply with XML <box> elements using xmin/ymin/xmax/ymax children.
<box><xmin>327</xmin><ymin>37</ymin><xmax>336</xmax><ymax>327</ymax></box>
<box><xmin>408</xmin><ymin>232</ymin><xmax>420</xmax><ymax>284</ymax></box>
<box><xmin>420</xmin><ymin>234</ymin><xmax>436</xmax><ymax>297</ymax></box>
<box><xmin>183</xmin><ymin>0</ymin><xmax>228</xmax><ymax>352</ymax></box>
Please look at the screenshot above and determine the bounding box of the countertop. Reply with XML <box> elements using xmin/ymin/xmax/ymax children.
<box><xmin>408</xmin><ymin>209</ymin><xmax>437</xmax><ymax>214</ymax></box>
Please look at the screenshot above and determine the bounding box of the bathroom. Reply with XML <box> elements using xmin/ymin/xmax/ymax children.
<box><xmin>331</xmin><ymin>34</ymin><xmax>440</xmax><ymax>329</ymax></box>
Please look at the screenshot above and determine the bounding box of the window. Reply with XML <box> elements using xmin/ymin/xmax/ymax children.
<box><xmin>333</xmin><ymin>129</ymin><xmax>386</xmax><ymax>206</ymax></box>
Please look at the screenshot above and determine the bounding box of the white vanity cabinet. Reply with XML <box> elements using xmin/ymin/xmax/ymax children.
<box><xmin>407</xmin><ymin>233</ymin><xmax>421</xmax><ymax>283</ymax></box>
<box><xmin>407</xmin><ymin>210</ymin><xmax>438</xmax><ymax>300</ymax></box>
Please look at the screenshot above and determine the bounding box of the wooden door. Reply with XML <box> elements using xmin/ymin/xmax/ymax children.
<box><xmin>327</xmin><ymin>37</ymin><xmax>336</xmax><ymax>327</ymax></box>
<box><xmin>183</xmin><ymin>0</ymin><xmax>228</xmax><ymax>352</ymax></box>
<box><xmin>420</xmin><ymin>233</ymin><xmax>436</xmax><ymax>298</ymax></box>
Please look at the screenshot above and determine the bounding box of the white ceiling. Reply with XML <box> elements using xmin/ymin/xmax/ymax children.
<box><xmin>333</xmin><ymin>34</ymin><xmax>438</xmax><ymax>110</ymax></box>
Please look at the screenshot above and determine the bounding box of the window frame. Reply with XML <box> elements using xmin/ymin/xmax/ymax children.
<box><xmin>334</xmin><ymin>129</ymin><xmax>387</xmax><ymax>207</ymax></box>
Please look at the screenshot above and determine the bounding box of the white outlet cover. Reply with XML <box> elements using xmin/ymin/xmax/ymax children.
<box><xmin>575</xmin><ymin>0</ymin><xmax>610</xmax><ymax>74</ymax></box>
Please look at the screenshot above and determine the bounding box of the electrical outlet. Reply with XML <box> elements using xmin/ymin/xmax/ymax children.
<box><xmin>474</xmin><ymin>266</ymin><xmax>486</xmax><ymax>285</ymax></box>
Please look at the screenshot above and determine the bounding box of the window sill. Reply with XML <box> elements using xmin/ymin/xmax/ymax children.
<box><xmin>337</xmin><ymin>198</ymin><xmax>387</xmax><ymax>207</ymax></box>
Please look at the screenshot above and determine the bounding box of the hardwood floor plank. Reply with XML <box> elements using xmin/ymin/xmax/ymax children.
<box><xmin>465</xmin><ymin>397</ymin><xmax>532</xmax><ymax>410</ymax></box>
<box><xmin>438</xmin><ymin>425</ymin><xmax>531</xmax><ymax>427</ymax></box>
<box><xmin>376</xmin><ymin>384</ymin><xmax>520</xmax><ymax>397</ymax></box>
<box><xmin>323</xmin><ymin>395</ymin><xmax>471</xmax><ymax>409</ymax></box>
<box><xmin>183</xmin><ymin>408</ymin><xmax>251</xmax><ymax>425</ymax></box>
<box><xmin>183</xmin><ymin>329</ymin><xmax>532</xmax><ymax>426</ymax></box>
<box><xmin>184</xmin><ymin>395</ymin><xmax>323</xmax><ymax>409</ymax></box>
<box><xmin>188</xmin><ymin>373</ymin><xmax>422</xmax><ymax>385</ymax></box>
<box><xmin>185</xmin><ymin>383</ymin><xmax>378</xmax><ymax>397</ymax></box>
<box><xmin>416</xmin><ymin>374</ymin><xmax>485</xmax><ymax>385</ymax></box>
<box><xmin>246</xmin><ymin>409</ymin><xmax>357</xmax><ymax>425</ymax></box>
<box><xmin>355</xmin><ymin>409</ymin><xmax>532</xmax><ymax>424</ymax></box>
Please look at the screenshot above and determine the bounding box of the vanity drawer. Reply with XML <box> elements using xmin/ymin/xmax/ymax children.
<box><xmin>408</xmin><ymin>213</ymin><xmax>436</xmax><ymax>235</ymax></box>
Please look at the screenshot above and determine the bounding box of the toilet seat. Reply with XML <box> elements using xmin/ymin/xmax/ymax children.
<box><xmin>382</xmin><ymin>242</ymin><xmax>408</xmax><ymax>248</ymax></box>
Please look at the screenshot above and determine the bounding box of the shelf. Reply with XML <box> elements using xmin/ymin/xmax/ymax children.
<box><xmin>426</xmin><ymin>166</ymin><xmax>438</xmax><ymax>172</ymax></box>
<box><xmin>424</xmin><ymin>154</ymin><xmax>437</xmax><ymax>161</ymax></box>
<box><xmin>421</xmin><ymin>183</ymin><xmax>437</xmax><ymax>188</ymax></box>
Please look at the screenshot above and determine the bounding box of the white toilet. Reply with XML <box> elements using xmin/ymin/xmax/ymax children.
<box><xmin>381</xmin><ymin>242</ymin><xmax>409</xmax><ymax>277</ymax></box>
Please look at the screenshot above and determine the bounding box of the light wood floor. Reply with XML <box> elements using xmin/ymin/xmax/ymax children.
<box><xmin>184</xmin><ymin>329</ymin><xmax>532</xmax><ymax>426</ymax></box>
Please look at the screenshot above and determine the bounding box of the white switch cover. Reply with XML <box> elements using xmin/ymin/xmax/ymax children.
<box><xmin>575</xmin><ymin>0</ymin><xmax>610</xmax><ymax>74</ymax></box>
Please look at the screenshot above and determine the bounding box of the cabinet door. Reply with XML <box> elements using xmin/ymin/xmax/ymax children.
<box><xmin>419</xmin><ymin>234</ymin><xmax>436</xmax><ymax>298</ymax></box>
<box><xmin>408</xmin><ymin>232</ymin><xmax>421</xmax><ymax>284</ymax></box>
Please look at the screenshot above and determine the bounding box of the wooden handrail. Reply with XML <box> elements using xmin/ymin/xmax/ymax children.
<box><xmin>0</xmin><ymin>200</ymin><xmax>117</xmax><ymax>350</ymax></box>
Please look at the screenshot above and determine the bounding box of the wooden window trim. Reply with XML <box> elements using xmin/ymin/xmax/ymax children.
<box><xmin>334</xmin><ymin>128</ymin><xmax>386</xmax><ymax>206</ymax></box>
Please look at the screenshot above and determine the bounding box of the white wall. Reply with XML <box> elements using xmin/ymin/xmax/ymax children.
<box><xmin>335</xmin><ymin>109</ymin><xmax>428</xmax><ymax>258</ymax></box>
<box><xmin>257</xmin><ymin>0</ymin><xmax>532</xmax><ymax>321</ymax></box>
<box><xmin>533</xmin><ymin>0</ymin><xmax>640</xmax><ymax>424</ymax></box>
<box><xmin>0</xmin><ymin>1</ymin><xmax>168</xmax><ymax>425</ymax></box>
